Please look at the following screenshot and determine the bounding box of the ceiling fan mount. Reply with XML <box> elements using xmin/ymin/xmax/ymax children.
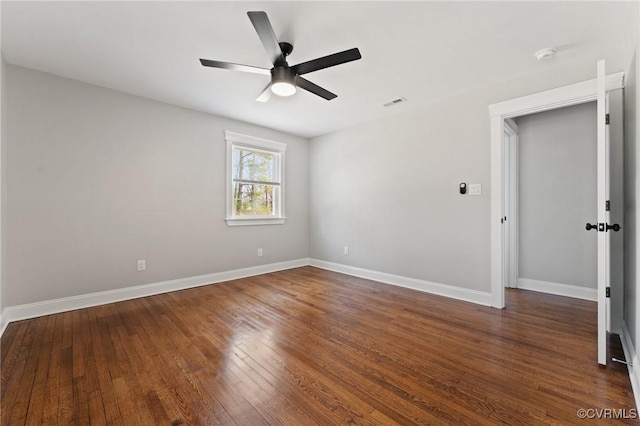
<box><xmin>199</xmin><ymin>11</ymin><xmax>361</xmax><ymax>102</ymax></box>
<box><xmin>278</xmin><ymin>42</ymin><xmax>294</xmax><ymax>59</ymax></box>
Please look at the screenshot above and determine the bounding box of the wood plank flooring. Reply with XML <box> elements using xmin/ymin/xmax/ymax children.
<box><xmin>1</xmin><ymin>266</ymin><xmax>636</xmax><ymax>425</ymax></box>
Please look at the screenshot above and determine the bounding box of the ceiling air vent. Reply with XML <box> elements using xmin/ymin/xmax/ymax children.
<box><xmin>383</xmin><ymin>97</ymin><xmax>408</xmax><ymax>107</ymax></box>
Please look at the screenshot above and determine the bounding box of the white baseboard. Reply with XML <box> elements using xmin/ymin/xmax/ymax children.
<box><xmin>2</xmin><ymin>258</ymin><xmax>310</xmax><ymax>329</ymax></box>
<box><xmin>620</xmin><ymin>322</ymin><xmax>640</xmax><ymax>410</ymax></box>
<box><xmin>0</xmin><ymin>309</ymin><xmax>7</xmax><ymax>337</ymax></box>
<box><xmin>309</xmin><ymin>259</ymin><xmax>492</xmax><ymax>306</ymax></box>
<box><xmin>517</xmin><ymin>278</ymin><xmax>597</xmax><ymax>301</ymax></box>
<box><xmin>0</xmin><ymin>257</ymin><xmax>495</xmax><ymax>338</ymax></box>
<box><xmin>1</xmin><ymin>256</ymin><xmax>635</xmax><ymax>409</ymax></box>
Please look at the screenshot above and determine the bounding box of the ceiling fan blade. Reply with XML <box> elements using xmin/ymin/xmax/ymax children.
<box><xmin>247</xmin><ymin>11</ymin><xmax>284</xmax><ymax>66</ymax></box>
<box><xmin>295</xmin><ymin>76</ymin><xmax>337</xmax><ymax>100</ymax></box>
<box><xmin>199</xmin><ymin>59</ymin><xmax>271</xmax><ymax>75</ymax></box>
<box><xmin>292</xmin><ymin>48</ymin><xmax>361</xmax><ymax>75</ymax></box>
<box><xmin>256</xmin><ymin>83</ymin><xmax>273</xmax><ymax>102</ymax></box>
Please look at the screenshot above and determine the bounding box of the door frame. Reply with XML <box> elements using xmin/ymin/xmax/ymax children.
<box><xmin>488</xmin><ymin>72</ymin><xmax>624</xmax><ymax>309</ymax></box>
<box><xmin>503</xmin><ymin>119</ymin><xmax>519</xmax><ymax>289</ymax></box>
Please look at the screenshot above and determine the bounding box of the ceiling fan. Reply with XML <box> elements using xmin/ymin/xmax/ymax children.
<box><xmin>199</xmin><ymin>11</ymin><xmax>361</xmax><ymax>102</ymax></box>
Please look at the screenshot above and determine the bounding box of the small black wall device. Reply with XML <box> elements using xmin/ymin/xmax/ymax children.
<box><xmin>460</xmin><ymin>183</ymin><xmax>467</xmax><ymax>194</ymax></box>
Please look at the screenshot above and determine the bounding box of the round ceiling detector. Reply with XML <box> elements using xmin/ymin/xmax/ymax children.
<box><xmin>535</xmin><ymin>47</ymin><xmax>556</xmax><ymax>61</ymax></box>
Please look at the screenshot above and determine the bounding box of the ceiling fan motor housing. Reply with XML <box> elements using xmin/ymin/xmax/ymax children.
<box><xmin>272</xmin><ymin>66</ymin><xmax>297</xmax><ymax>85</ymax></box>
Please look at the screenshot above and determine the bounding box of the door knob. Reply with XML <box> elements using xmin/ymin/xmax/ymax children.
<box><xmin>606</xmin><ymin>223</ymin><xmax>621</xmax><ymax>232</ymax></box>
<box><xmin>586</xmin><ymin>223</ymin><xmax>598</xmax><ymax>231</ymax></box>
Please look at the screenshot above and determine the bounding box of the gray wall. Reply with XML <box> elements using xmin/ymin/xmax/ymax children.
<box><xmin>5</xmin><ymin>65</ymin><xmax>309</xmax><ymax>306</ymax></box>
<box><xmin>309</xmin><ymin>93</ymin><xmax>490</xmax><ymax>291</ymax></box>
<box><xmin>515</xmin><ymin>102</ymin><xmax>597</xmax><ymax>288</ymax></box>
<box><xmin>610</xmin><ymin>89</ymin><xmax>626</xmax><ymax>334</ymax></box>
<box><xmin>624</xmin><ymin>3</ymin><xmax>639</xmax><ymax>349</ymax></box>
<box><xmin>309</xmin><ymin>55</ymin><xmax>624</xmax><ymax>293</ymax></box>
<box><xmin>2</xmin><ymin>27</ymin><xmax>631</xmax><ymax>320</ymax></box>
<box><xmin>1</xmin><ymin>54</ymin><xmax>6</xmax><ymax>316</ymax></box>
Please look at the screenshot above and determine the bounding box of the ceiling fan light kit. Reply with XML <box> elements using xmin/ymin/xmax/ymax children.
<box><xmin>270</xmin><ymin>66</ymin><xmax>297</xmax><ymax>96</ymax></box>
<box><xmin>199</xmin><ymin>11</ymin><xmax>361</xmax><ymax>101</ymax></box>
<box><xmin>271</xmin><ymin>81</ymin><xmax>296</xmax><ymax>97</ymax></box>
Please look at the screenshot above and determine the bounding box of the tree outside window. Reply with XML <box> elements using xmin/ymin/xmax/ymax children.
<box><xmin>232</xmin><ymin>148</ymin><xmax>277</xmax><ymax>216</ymax></box>
<box><xmin>225</xmin><ymin>131</ymin><xmax>286</xmax><ymax>226</ymax></box>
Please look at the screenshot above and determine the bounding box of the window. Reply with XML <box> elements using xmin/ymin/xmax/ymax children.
<box><xmin>225</xmin><ymin>131</ymin><xmax>286</xmax><ymax>226</ymax></box>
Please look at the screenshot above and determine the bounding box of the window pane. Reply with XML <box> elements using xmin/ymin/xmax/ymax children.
<box><xmin>225</xmin><ymin>132</ymin><xmax>286</xmax><ymax>225</ymax></box>
<box><xmin>233</xmin><ymin>147</ymin><xmax>275</xmax><ymax>182</ymax></box>
<box><xmin>232</xmin><ymin>182</ymin><xmax>276</xmax><ymax>216</ymax></box>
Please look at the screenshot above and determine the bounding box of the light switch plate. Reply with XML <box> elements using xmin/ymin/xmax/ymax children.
<box><xmin>469</xmin><ymin>184</ymin><xmax>482</xmax><ymax>195</ymax></box>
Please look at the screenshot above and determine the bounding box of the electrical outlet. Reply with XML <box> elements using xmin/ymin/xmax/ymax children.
<box><xmin>344</xmin><ymin>246</ymin><xmax>349</xmax><ymax>255</ymax></box>
<box><xmin>137</xmin><ymin>259</ymin><xmax>146</xmax><ymax>271</ymax></box>
<box><xmin>257</xmin><ymin>248</ymin><xmax>263</xmax><ymax>257</ymax></box>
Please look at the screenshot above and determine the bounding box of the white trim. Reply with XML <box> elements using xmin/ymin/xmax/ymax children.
<box><xmin>489</xmin><ymin>72</ymin><xmax>625</xmax><ymax>309</ymax></box>
<box><xmin>224</xmin><ymin>131</ymin><xmax>287</xmax><ymax>152</ymax></box>
<box><xmin>504</xmin><ymin>121</ymin><xmax>519</xmax><ymax>289</ymax></box>
<box><xmin>0</xmin><ymin>256</ymin><xmax>636</xmax><ymax>406</ymax></box>
<box><xmin>504</xmin><ymin>118</ymin><xmax>519</xmax><ymax>133</ymax></box>
<box><xmin>621</xmin><ymin>322</ymin><xmax>640</xmax><ymax>410</ymax></box>
<box><xmin>0</xmin><ymin>258</ymin><xmax>495</xmax><ymax>338</ymax></box>
<box><xmin>225</xmin><ymin>217</ymin><xmax>286</xmax><ymax>226</ymax></box>
<box><xmin>491</xmin><ymin>114</ymin><xmax>505</xmax><ymax>307</ymax></box>
<box><xmin>1</xmin><ymin>258</ymin><xmax>309</xmax><ymax>327</ymax></box>
<box><xmin>0</xmin><ymin>310</ymin><xmax>6</xmax><ymax>337</ymax></box>
<box><xmin>516</xmin><ymin>278</ymin><xmax>597</xmax><ymax>301</ymax></box>
<box><xmin>489</xmin><ymin>72</ymin><xmax>624</xmax><ymax>118</ymax></box>
<box><xmin>309</xmin><ymin>259</ymin><xmax>492</xmax><ymax>306</ymax></box>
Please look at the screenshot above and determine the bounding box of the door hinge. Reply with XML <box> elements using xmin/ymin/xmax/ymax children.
<box><xmin>606</xmin><ymin>287</ymin><xmax>611</xmax><ymax>298</ymax></box>
<box><xmin>606</xmin><ymin>200</ymin><xmax>610</xmax><ymax>211</ymax></box>
<box><xmin>606</xmin><ymin>113</ymin><xmax>610</xmax><ymax>125</ymax></box>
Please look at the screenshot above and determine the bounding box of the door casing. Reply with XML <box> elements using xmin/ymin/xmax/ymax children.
<box><xmin>503</xmin><ymin>119</ymin><xmax>518</xmax><ymax>289</ymax></box>
<box><xmin>489</xmin><ymin>72</ymin><xmax>624</xmax><ymax>309</ymax></box>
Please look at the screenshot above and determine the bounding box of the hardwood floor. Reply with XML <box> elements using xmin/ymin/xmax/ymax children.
<box><xmin>1</xmin><ymin>266</ymin><xmax>636</xmax><ymax>425</ymax></box>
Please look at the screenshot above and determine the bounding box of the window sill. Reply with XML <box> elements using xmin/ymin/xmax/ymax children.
<box><xmin>225</xmin><ymin>217</ymin><xmax>286</xmax><ymax>227</ymax></box>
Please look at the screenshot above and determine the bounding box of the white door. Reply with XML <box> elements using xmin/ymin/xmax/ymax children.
<box><xmin>596</xmin><ymin>60</ymin><xmax>611</xmax><ymax>365</ymax></box>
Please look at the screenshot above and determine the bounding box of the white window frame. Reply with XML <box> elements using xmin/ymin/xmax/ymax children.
<box><xmin>225</xmin><ymin>131</ymin><xmax>286</xmax><ymax>226</ymax></box>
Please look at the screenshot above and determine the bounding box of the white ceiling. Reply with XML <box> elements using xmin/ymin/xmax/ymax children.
<box><xmin>1</xmin><ymin>1</ymin><xmax>633</xmax><ymax>138</ymax></box>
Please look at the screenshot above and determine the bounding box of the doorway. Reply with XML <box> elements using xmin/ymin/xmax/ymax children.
<box><xmin>504</xmin><ymin>93</ymin><xmax>625</xmax><ymax>327</ymax></box>
<box><xmin>489</xmin><ymin>72</ymin><xmax>624</xmax><ymax>307</ymax></box>
<box><xmin>509</xmin><ymin>101</ymin><xmax>599</xmax><ymax>299</ymax></box>
<box><xmin>489</xmin><ymin>70</ymin><xmax>625</xmax><ymax>365</ymax></box>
